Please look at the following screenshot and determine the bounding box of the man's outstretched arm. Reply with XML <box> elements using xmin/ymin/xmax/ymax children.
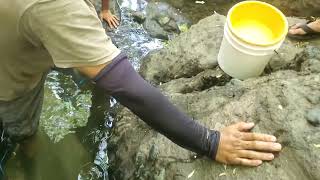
<box><xmin>77</xmin><ymin>54</ymin><xmax>282</xmax><ymax>166</ymax></box>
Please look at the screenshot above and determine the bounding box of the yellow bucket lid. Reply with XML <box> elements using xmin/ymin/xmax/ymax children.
<box><xmin>227</xmin><ymin>1</ymin><xmax>288</xmax><ymax>46</ymax></box>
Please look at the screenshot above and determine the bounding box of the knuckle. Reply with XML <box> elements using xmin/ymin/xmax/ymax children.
<box><xmin>234</xmin><ymin>132</ymin><xmax>242</xmax><ymax>138</ymax></box>
<box><xmin>249</xmin><ymin>151</ymin><xmax>257</xmax><ymax>158</ymax></box>
<box><xmin>232</xmin><ymin>139</ymin><xmax>242</xmax><ymax>148</ymax></box>
<box><xmin>242</xmin><ymin>151</ymin><xmax>253</xmax><ymax>159</ymax></box>
<box><xmin>239</xmin><ymin>132</ymin><xmax>244</xmax><ymax>139</ymax></box>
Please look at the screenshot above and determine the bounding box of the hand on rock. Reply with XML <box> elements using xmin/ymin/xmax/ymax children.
<box><xmin>100</xmin><ymin>10</ymin><xmax>120</xmax><ymax>29</ymax></box>
<box><xmin>215</xmin><ymin>122</ymin><xmax>281</xmax><ymax>166</ymax></box>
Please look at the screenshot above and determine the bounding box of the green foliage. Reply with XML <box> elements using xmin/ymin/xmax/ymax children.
<box><xmin>178</xmin><ymin>23</ymin><xmax>189</xmax><ymax>33</ymax></box>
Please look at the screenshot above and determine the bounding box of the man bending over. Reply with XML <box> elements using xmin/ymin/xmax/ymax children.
<box><xmin>0</xmin><ymin>0</ymin><xmax>281</xmax><ymax>178</ymax></box>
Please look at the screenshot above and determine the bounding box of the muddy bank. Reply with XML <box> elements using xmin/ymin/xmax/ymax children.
<box><xmin>108</xmin><ymin>14</ymin><xmax>320</xmax><ymax>180</ymax></box>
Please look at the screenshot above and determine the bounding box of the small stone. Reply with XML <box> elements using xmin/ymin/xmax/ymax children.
<box><xmin>230</xmin><ymin>78</ymin><xmax>243</xmax><ymax>86</ymax></box>
<box><xmin>306</xmin><ymin>108</ymin><xmax>320</xmax><ymax>127</ymax></box>
<box><xmin>278</xmin><ymin>105</ymin><xmax>283</xmax><ymax>110</ymax></box>
<box><xmin>131</xmin><ymin>11</ymin><xmax>146</xmax><ymax>24</ymax></box>
<box><xmin>309</xmin><ymin>59</ymin><xmax>320</xmax><ymax>73</ymax></box>
<box><xmin>149</xmin><ymin>144</ymin><xmax>159</xmax><ymax>161</ymax></box>
<box><xmin>163</xmin><ymin>19</ymin><xmax>180</xmax><ymax>33</ymax></box>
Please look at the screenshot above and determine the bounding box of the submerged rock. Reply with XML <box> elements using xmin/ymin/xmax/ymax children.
<box><xmin>131</xmin><ymin>11</ymin><xmax>146</xmax><ymax>24</ymax></box>
<box><xmin>109</xmin><ymin>14</ymin><xmax>320</xmax><ymax>180</ymax></box>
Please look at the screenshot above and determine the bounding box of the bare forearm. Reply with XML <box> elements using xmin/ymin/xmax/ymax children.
<box><xmin>102</xmin><ymin>0</ymin><xmax>109</xmax><ymax>11</ymax></box>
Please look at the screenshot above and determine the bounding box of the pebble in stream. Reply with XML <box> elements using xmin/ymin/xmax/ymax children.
<box><xmin>306</xmin><ymin>108</ymin><xmax>320</xmax><ymax>127</ymax></box>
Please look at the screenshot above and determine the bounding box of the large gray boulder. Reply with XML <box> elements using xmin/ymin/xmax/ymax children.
<box><xmin>108</xmin><ymin>14</ymin><xmax>320</xmax><ymax>180</ymax></box>
<box><xmin>140</xmin><ymin>14</ymin><xmax>226</xmax><ymax>84</ymax></box>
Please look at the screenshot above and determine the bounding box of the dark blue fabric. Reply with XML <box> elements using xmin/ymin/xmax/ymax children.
<box><xmin>94</xmin><ymin>53</ymin><xmax>220</xmax><ymax>159</ymax></box>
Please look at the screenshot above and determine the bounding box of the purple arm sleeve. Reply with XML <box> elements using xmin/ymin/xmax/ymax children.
<box><xmin>93</xmin><ymin>53</ymin><xmax>220</xmax><ymax>159</ymax></box>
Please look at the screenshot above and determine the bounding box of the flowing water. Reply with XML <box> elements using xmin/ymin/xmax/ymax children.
<box><xmin>5</xmin><ymin>0</ymin><xmax>299</xmax><ymax>179</ymax></box>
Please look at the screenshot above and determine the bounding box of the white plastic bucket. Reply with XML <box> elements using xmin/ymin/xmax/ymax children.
<box><xmin>217</xmin><ymin>1</ymin><xmax>288</xmax><ymax>80</ymax></box>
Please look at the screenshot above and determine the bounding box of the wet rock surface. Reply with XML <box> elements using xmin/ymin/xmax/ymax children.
<box><xmin>140</xmin><ymin>14</ymin><xmax>225</xmax><ymax>84</ymax></box>
<box><xmin>143</xmin><ymin>2</ymin><xmax>191</xmax><ymax>40</ymax></box>
<box><xmin>109</xmin><ymin>14</ymin><xmax>320</xmax><ymax>180</ymax></box>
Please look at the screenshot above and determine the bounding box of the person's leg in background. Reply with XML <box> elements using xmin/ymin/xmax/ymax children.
<box><xmin>288</xmin><ymin>18</ymin><xmax>320</xmax><ymax>40</ymax></box>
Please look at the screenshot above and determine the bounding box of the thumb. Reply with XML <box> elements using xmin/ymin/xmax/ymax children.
<box><xmin>236</xmin><ymin>122</ymin><xmax>255</xmax><ymax>131</ymax></box>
